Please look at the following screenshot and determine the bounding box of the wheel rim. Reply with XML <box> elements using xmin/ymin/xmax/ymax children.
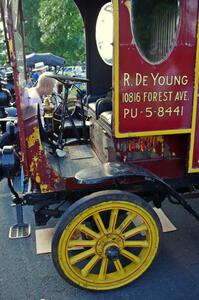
<box><xmin>57</xmin><ymin>201</ymin><xmax>159</xmax><ymax>290</ymax></box>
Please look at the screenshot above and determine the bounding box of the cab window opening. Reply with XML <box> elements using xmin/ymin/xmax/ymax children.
<box><xmin>131</xmin><ymin>0</ymin><xmax>180</xmax><ymax>64</ymax></box>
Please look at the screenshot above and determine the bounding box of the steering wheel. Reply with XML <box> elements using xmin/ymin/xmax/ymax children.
<box><xmin>53</xmin><ymin>94</ymin><xmax>77</xmax><ymax>120</ymax></box>
<box><xmin>46</xmin><ymin>73</ymin><xmax>89</xmax><ymax>85</ymax></box>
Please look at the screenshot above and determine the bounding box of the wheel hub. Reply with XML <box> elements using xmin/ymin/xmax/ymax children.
<box><xmin>96</xmin><ymin>233</ymin><xmax>124</xmax><ymax>257</ymax></box>
<box><xmin>105</xmin><ymin>245</ymin><xmax>120</xmax><ymax>261</ymax></box>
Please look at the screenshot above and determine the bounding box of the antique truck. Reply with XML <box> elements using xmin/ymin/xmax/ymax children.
<box><xmin>0</xmin><ymin>0</ymin><xmax>199</xmax><ymax>291</ymax></box>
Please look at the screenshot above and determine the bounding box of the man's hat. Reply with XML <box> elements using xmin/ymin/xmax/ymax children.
<box><xmin>33</xmin><ymin>62</ymin><xmax>48</xmax><ymax>72</ymax></box>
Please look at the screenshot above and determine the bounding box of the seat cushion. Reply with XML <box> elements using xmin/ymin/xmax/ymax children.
<box><xmin>99</xmin><ymin>111</ymin><xmax>112</xmax><ymax>126</ymax></box>
<box><xmin>95</xmin><ymin>98</ymin><xmax>112</xmax><ymax>119</ymax></box>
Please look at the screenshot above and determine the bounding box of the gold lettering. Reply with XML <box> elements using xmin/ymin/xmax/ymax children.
<box><xmin>183</xmin><ymin>91</ymin><xmax>189</xmax><ymax>100</ymax></box>
<box><xmin>151</xmin><ymin>73</ymin><xmax>159</xmax><ymax>86</ymax></box>
<box><xmin>163</xmin><ymin>91</ymin><xmax>172</xmax><ymax>101</ymax></box>
<box><xmin>124</xmin><ymin>73</ymin><xmax>130</xmax><ymax>86</ymax></box>
<box><xmin>124</xmin><ymin>108</ymin><xmax>130</xmax><ymax>118</ymax></box>
<box><xmin>131</xmin><ymin>109</ymin><xmax>138</xmax><ymax>118</ymax></box>
<box><xmin>175</xmin><ymin>91</ymin><xmax>189</xmax><ymax>101</ymax></box>
<box><xmin>150</xmin><ymin>73</ymin><xmax>189</xmax><ymax>86</ymax></box>
<box><xmin>136</xmin><ymin>73</ymin><xmax>148</xmax><ymax>86</ymax></box>
<box><xmin>181</xmin><ymin>76</ymin><xmax>188</xmax><ymax>85</ymax></box>
<box><xmin>143</xmin><ymin>91</ymin><xmax>173</xmax><ymax>102</ymax></box>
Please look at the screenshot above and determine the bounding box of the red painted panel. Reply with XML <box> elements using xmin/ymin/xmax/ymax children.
<box><xmin>192</xmin><ymin>95</ymin><xmax>199</xmax><ymax>168</ymax></box>
<box><xmin>117</xmin><ymin>0</ymin><xmax>199</xmax><ymax>134</ymax></box>
<box><xmin>23</xmin><ymin>116</ymin><xmax>65</xmax><ymax>192</ymax></box>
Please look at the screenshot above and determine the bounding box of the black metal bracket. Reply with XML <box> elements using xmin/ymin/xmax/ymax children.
<box><xmin>7</xmin><ymin>177</ymin><xmax>22</xmax><ymax>204</ymax></box>
<box><xmin>7</xmin><ymin>178</ymin><xmax>31</xmax><ymax>238</ymax></box>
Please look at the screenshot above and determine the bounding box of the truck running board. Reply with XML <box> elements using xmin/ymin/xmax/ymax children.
<box><xmin>9</xmin><ymin>203</ymin><xmax>31</xmax><ymax>239</ymax></box>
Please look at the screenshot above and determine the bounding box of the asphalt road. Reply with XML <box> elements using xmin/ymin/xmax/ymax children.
<box><xmin>0</xmin><ymin>178</ymin><xmax>199</xmax><ymax>300</ymax></box>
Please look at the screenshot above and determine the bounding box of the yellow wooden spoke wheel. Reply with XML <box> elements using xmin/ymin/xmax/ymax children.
<box><xmin>52</xmin><ymin>190</ymin><xmax>161</xmax><ymax>290</ymax></box>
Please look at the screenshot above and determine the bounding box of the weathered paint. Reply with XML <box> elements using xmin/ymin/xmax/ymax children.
<box><xmin>114</xmin><ymin>0</ymin><xmax>199</xmax><ymax>137</ymax></box>
<box><xmin>5</xmin><ymin>1</ymin><xmax>29</xmax><ymax>179</ymax></box>
<box><xmin>188</xmin><ymin>15</ymin><xmax>199</xmax><ymax>172</ymax></box>
<box><xmin>3</xmin><ymin>0</ymin><xmax>199</xmax><ymax>186</ymax></box>
<box><xmin>26</xmin><ymin>127</ymin><xmax>42</xmax><ymax>151</ymax></box>
<box><xmin>25</xmin><ymin>118</ymin><xmax>65</xmax><ymax>192</ymax></box>
<box><xmin>8</xmin><ymin>39</ymin><xmax>15</xmax><ymax>59</ymax></box>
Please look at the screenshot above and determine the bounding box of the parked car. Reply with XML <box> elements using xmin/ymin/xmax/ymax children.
<box><xmin>64</xmin><ymin>65</ymin><xmax>85</xmax><ymax>77</ymax></box>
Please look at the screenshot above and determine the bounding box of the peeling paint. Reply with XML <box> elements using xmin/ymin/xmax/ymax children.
<box><xmin>36</xmin><ymin>175</ymin><xmax>41</xmax><ymax>183</ymax></box>
<box><xmin>27</xmin><ymin>124</ymin><xmax>64</xmax><ymax>192</ymax></box>
<box><xmin>26</xmin><ymin>127</ymin><xmax>42</xmax><ymax>150</ymax></box>
<box><xmin>30</xmin><ymin>155</ymin><xmax>39</xmax><ymax>173</ymax></box>
<box><xmin>8</xmin><ymin>39</ymin><xmax>15</xmax><ymax>59</ymax></box>
<box><xmin>40</xmin><ymin>184</ymin><xmax>52</xmax><ymax>193</ymax></box>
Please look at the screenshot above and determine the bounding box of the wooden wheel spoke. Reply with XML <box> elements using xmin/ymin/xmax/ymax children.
<box><xmin>68</xmin><ymin>239</ymin><xmax>96</xmax><ymax>248</ymax></box>
<box><xmin>99</xmin><ymin>258</ymin><xmax>108</xmax><ymax>280</ymax></box>
<box><xmin>70</xmin><ymin>248</ymin><xmax>95</xmax><ymax>265</ymax></box>
<box><xmin>108</xmin><ymin>209</ymin><xmax>119</xmax><ymax>233</ymax></box>
<box><xmin>114</xmin><ymin>259</ymin><xmax>125</xmax><ymax>273</ymax></box>
<box><xmin>123</xmin><ymin>224</ymin><xmax>147</xmax><ymax>239</ymax></box>
<box><xmin>124</xmin><ymin>240</ymin><xmax>149</xmax><ymax>248</ymax></box>
<box><xmin>121</xmin><ymin>249</ymin><xmax>141</xmax><ymax>264</ymax></box>
<box><xmin>78</xmin><ymin>224</ymin><xmax>100</xmax><ymax>239</ymax></box>
<box><xmin>81</xmin><ymin>255</ymin><xmax>100</xmax><ymax>277</ymax></box>
<box><xmin>116</xmin><ymin>213</ymin><xmax>136</xmax><ymax>234</ymax></box>
<box><xmin>93</xmin><ymin>213</ymin><xmax>107</xmax><ymax>235</ymax></box>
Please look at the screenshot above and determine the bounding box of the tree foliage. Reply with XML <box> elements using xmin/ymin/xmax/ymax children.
<box><xmin>23</xmin><ymin>0</ymin><xmax>44</xmax><ymax>53</ymax></box>
<box><xmin>23</xmin><ymin>0</ymin><xmax>85</xmax><ymax>65</ymax></box>
<box><xmin>0</xmin><ymin>29</ymin><xmax>7</xmax><ymax>65</ymax></box>
<box><xmin>39</xmin><ymin>0</ymin><xmax>85</xmax><ymax>65</ymax></box>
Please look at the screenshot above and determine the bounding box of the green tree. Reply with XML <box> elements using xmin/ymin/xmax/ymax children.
<box><xmin>23</xmin><ymin>0</ymin><xmax>45</xmax><ymax>53</ymax></box>
<box><xmin>39</xmin><ymin>0</ymin><xmax>85</xmax><ymax>65</ymax></box>
<box><xmin>0</xmin><ymin>29</ymin><xmax>7</xmax><ymax>65</ymax></box>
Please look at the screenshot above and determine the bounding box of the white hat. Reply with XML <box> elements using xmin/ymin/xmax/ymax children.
<box><xmin>33</xmin><ymin>62</ymin><xmax>48</xmax><ymax>72</ymax></box>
